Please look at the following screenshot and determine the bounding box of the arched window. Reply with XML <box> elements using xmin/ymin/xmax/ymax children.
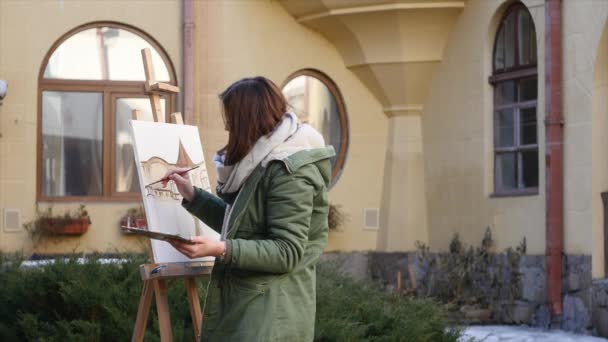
<box><xmin>490</xmin><ymin>4</ymin><xmax>538</xmax><ymax>196</ymax></box>
<box><xmin>282</xmin><ymin>69</ymin><xmax>349</xmax><ymax>187</ymax></box>
<box><xmin>38</xmin><ymin>22</ymin><xmax>177</xmax><ymax>201</ymax></box>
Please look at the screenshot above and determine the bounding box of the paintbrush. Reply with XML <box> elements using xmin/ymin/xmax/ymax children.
<box><xmin>145</xmin><ymin>165</ymin><xmax>200</xmax><ymax>188</ymax></box>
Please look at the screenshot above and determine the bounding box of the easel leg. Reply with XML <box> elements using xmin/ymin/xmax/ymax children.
<box><xmin>150</xmin><ymin>94</ymin><xmax>164</xmax><ymax>123</ymax></box>
<box><xmin>154</xmin><ymin>279</ymin><xmax>173</xmax><ymax>342</ymax></box>
<box><xmin>185</xmin><ymin>278</ymin><xmax>203</xmax><ymax>339</ymax></box>
<box><xmin>132</xmin><ymin>280</ymin><xmax>154</xmax><ymax>342</ymax></box>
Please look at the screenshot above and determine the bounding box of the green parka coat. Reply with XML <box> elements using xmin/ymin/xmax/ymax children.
<box><xmin>182</xmin><ymin>146</ymin><xmax>335</xmax><ymax>341</ymax></box>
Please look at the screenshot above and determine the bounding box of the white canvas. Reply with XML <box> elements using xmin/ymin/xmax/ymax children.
<box><xmin>130</xmin><ymin>120</ymin><xmax>220</xmax><ymax>263</ymax></box>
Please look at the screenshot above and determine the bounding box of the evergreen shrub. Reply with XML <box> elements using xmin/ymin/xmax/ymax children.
<box><xmin>0</xmin><ymin>254</ymin><xmax>460</xmax><ymax>342</ymax></box>
<box><xmin>315</xmin><ymin>262</ymin><xmax>461</xmax><ymax>342</ymax></box>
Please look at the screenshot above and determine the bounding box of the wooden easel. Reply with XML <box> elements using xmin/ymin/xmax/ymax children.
<box><xmin>131</xmin><ymin>48</ymin><xmax>214</xmax><ymax>342</ymax></box>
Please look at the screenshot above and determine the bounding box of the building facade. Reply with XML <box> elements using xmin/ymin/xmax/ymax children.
<box><xmin>1</xmin><ymin>0</ymin><xmax>608</xmax><ymax>333</ymax></box>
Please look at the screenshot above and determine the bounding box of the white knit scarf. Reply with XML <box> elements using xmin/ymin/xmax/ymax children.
<box><xmin>213</xmin><ymin>112</ymin><xmax>299</xmax><ymax>194</ymax></box>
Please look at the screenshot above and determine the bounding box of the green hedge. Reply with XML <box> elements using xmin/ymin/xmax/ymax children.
<box><xmin>315</xmin><ymin>263</ymin><xmax>461</xmax><ymax>342</ymax></box>
<box><xmin>0</xmin><ymin>254</ymin><xmax>202</xmax><ymax>342</ymax></box>
<box><xmin>0</xmin><ymin>254</ymin><xmax>460</xmax><ymax>341</ymax></box>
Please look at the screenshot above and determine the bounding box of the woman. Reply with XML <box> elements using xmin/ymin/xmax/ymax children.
<box><xmin>165</xmin><ymin>76</ymin><xmax>335</xmax><ymax>341</ymax></box>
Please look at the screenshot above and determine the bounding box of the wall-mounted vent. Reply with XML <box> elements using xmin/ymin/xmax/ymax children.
<box><xmin>3</xmin><ymin>208</ymin><xmax>22</xmax><ymax>232</ymax></box>
<box><xmin>363</xmin><ymin>208</ymin><xmax>380</xmax><ymax>230</ymax></box>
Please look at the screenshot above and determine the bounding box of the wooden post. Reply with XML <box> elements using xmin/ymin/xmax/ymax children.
<box><xmin>141</xmin><ymin>48</ymin><xmax>156</xmax><ymax>87</ymax></box>
<box><xmin>171</xmin><ymin>112</ymin><xmax>184</xmax><ymax>125</ymax></box>
<box><xmin>130</xmin><ymin>48</ymin><xmax>212</xmax><ymax>341</ymax></box>
<box><xmin>132</xmin><ymin>109</ymin><xmax>146</xmax><ymax>121</ymax></box>
<box><xmin>408</xmin><ymin>264</ymin><xmax>417</xmax><ymax>290</ymax></box>
<box><xmin>141</xmin><ymin>48</ymin><xmax>164</xmax><ymax>123</ymax></box>
<box><xmin>396</xmin><ymin>271</ymin><xmax>402</xmax><ymax>292</ymax></box>
<box><xmin>186</xmin><ymin>278</ymin><xmax>203</xmax><ymax>339</ymax></box>
<box><xmin>132</xmin><ymin>280</ymin><xmax>154</xmax><ymax>342</ymax></box>
<box><xmin>153</xmin><ymin>280</ymin><xmax>173</xmax><ymax>342</ymax></box>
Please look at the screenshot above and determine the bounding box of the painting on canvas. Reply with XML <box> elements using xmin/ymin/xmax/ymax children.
<box><xmin>130</xmin><ymin>120</ymin><xmax>219</xmax><ymax>263</ymax></box>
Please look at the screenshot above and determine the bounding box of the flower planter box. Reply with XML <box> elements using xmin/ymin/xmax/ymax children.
<box><xmin>41</xmin><ymin>218</ymin><xmax>90</xmax><ymax>235</ymax></box>
<box><xmin>120</xmin><ymin>216</ymin><xmax>147</xmax><ymax>233</ymax></box>
<box><xmin>135</xmin><ymin>218</ymin><xmax>147</xmax><ymax>228</ymax></box>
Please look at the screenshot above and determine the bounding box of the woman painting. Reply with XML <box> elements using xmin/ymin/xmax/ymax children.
<box><xmin>165</xmin><ymin>76</ymin><xmax>335</xmax><ymax>341</ymax></box>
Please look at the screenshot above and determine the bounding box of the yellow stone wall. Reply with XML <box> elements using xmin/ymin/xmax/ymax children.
<box><xmin>1</xmin><ymin>0</ymin><xmax>607</xmax><ymax>279</ymax></box>
<box><xmin>0</xmin><ymin>0</ymin><xmax>387</xmax><ymax>255</ymax></box>
<box><xmin>547</xmin><ymin>0</ymin><xmax>608</xmax><ymax>278</ymax></box>
<box><xmin>423</xmin><ymin>0</ymin><xmax>546</xmax><ymax>255</ymax></box>
<box><xmin>192</xmin><ymin>0</ymin><xmax>387</xmax><ymax>252</ymax></box>
<box><xmin>579</xmin><ymin>1</ymin><xmax>608</xmax><ymax>278</ymax></box>
<box><xmin>592</xmin><ymin>25</ymin><xmax>608</xmax><ymax>279</ymax></box>
<box><xmin>423</xmin><ymin>0</ymin><xmax>608</xmax><ymax>278</ymax></box>
<box><xmin>0</xmin><ymin>0</ymin><xmax>181</xmax><ymax>254</ymax></box>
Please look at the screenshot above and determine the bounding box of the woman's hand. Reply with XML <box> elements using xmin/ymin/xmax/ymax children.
<box><xmin>162</xmin><ymin>168</ymin><xmax>195</xmax><ymax>201</ymax></box>
<box><xmin>169</xmin><ymin>236</ymin><xmax>226</xmax><ymax>259</ymax></box>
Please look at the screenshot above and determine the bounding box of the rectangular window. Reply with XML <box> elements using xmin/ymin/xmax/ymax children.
<box><xmin>493</xmin><ymin>77</ymin><xmax>538</xmax><ymax>195</ymax></box>
<box><xmin>42</xmin><ymin>91</ymin><xmax>103</xmax><ymax>196</ymax></box>
<box><xmin>39</xmin><ymin>90</ymin><xmax>171</xmax><ymax>201</ymax></box>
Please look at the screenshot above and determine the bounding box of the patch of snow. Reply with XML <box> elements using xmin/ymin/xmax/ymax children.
<box><xmin>20</xmin><ymin>258</ymin><xmax>129</xmax><ymax>268</ymax></box>
<box><xmin>460</xmin><ymin>325</ymin><xmax>607</xmax><ymax>342</ymax></box>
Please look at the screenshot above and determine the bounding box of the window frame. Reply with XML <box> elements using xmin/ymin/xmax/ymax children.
<box><xmin>490</xmin><ymin>3</ymin><xmax>539</xmax><ymax>197</ymax></box>
<box><xmin>491</xmin><ymin>3</ymin><xmax>537</xmax><ymax>75</ymax></box>
<box><xmin>282</xmin><ymin>69</ymin><xmax>349</xmax><ymax>187</ymax></box>
<box><xmin>37</xmin><ymin>22</ymin><xmax>177</xmax><ymax>202</ymax></box>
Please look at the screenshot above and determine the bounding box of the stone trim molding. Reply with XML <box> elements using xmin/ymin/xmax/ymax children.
<box><xmin>383</xmin><ymin>105</ymin><xmax>424</xmax><ymax>117</ymax></box>
<box><xmin>297</xmin><ymin>2</ymin><xmax>466</xmax><ymax>23</ymax></box>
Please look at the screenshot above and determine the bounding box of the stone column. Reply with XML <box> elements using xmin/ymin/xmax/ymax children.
<box><xmin>377</xmin><ymin>108</ymin><xmax>429</xmax><ymax>251</ymax></box>
<box><xmin>278</xmin><ymin>0</ymin><xmax>466</xmax><ymax>252</ymax></box>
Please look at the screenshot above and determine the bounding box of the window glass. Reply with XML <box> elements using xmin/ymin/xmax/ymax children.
<box><xmin>504</xmin><ymin>12</ymin><xmax>516</xmax><ymax>69</ymax></box>
<box><xmin>497</xmin><ymin>109</ymin><xmax>515</xmax><ymax>147</ymax></box>
<box><xmin>521</xmin><ymin>150</ymin><xmax>539</xmax><ymax>187</ymax></box>
<box><xmin>519</xmin><ymin>77</ymin><xmax>537</xmax><ymax>101</ymax></box>
<box><xmin>42</xmin><ymin>91</ymin><xmax>103</xmax><ymax>196</ymax></box>
<box><xmin>44</xmin><ymin>27</ymin><xmax>170</xmax><ymax>81</ymax></box>
<box><xmin>282</xmin><ymin>74</ymin><xmax>345</xmax><ymax>177</ymax></box>
<box><xmin>115</xmin><ymin>98</ymin><xmax>164</xmax><ymax>193</ymax></box>
<box><xmin>496</xmin><ymin>81</ymin><xmax>516</xmax><ymax>105</ymax></box>
<box><xmin>496</xmin><ymin>153</ymin><xmax>517</xmax><ymax>190</ymax></box>
<box><xmin>517</xmin><ymin>11</ymin><xmax>533</xmax><ymax>65</ymax></box>
<box><xmin>529</xmin><ymin>23</ymin><xmax>537</xmax><ymax>65</ymax></box>
<box><xmin>493</xmin><ymin>5</ymin><xmax>537</xmax><ymax>72</ymax></box>
<box><xmin>520</xmin><ymin>107</ymin><xmax>537</xmax><ymax>145</ymax></box>
<box><xmin>494</xmin><ymin>27</ymin><xmax>505</xmax><ymax>71</ymax></box>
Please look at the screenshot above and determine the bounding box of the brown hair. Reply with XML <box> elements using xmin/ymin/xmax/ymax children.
<box><xmin>219</xmin><ymin>76</ymin><xmax>287</xmax><ymax>165</ymax></box>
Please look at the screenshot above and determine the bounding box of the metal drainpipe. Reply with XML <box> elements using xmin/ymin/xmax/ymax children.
<box><xmin>183</xmin><ymin>0</ymin><xmax>195</xmax><ymax>125</ymax></box>
<box><xmin>544</xmin><ymin>0</ymin><xmax>564</xmax><ymax>319</ymax></box>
